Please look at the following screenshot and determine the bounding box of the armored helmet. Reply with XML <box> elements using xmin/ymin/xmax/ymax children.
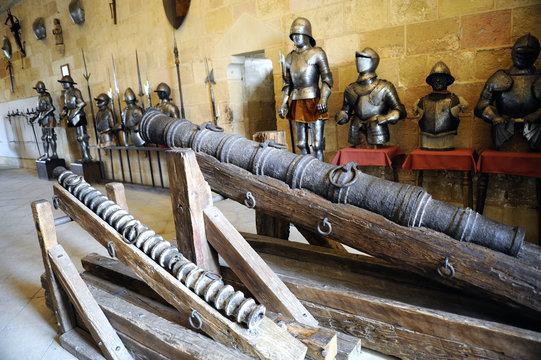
<box><xmin>123</xmin><ymin>88</ymin><xmax>136</xmax><ymax>102</ymax></box>
<box><xmin>58</xmin><ymin>75</ymin><xmax>76</xmax><ymax>85</ymax></box>
<box><xmin>512</xmin><ymin>33</ymin><xmax>540</xmax><ymax>69</ymax></box>
<box><xmin>94</xmin><ymin>93</ymin><xmax>109</xmax><ymax>106</ymax></box>
<box><xmin>155</xmin><ymin>82</ymin><xmax>171</xmax><ymax>98</ymax></box>
<box><xmin>426</xmin><ymin>61</ymin><xmax>455</xmax><ymax>87</ymax></box>
<box><xmin>289</xmin><ymin>17</ymin><xmax>316</xmax><ymax>47</ymax></box>
<box><xmin>69</xmin><ymin>0</ymin><xmax>85</xmax><ymax>25</ymax></box>
<box><xmin>355</xmin><ymin>48</ymin><xmax>380</xmax><ymax>74</ymax></box>
<box><xmin>33</xmin><ymin>81</ymin><xmax>46</xmax><ymax>92</ymax></box>
<box><xmin>33</xmin><ymin>17</ymin><xmax>46</xmax><ymax>40</ymax></box>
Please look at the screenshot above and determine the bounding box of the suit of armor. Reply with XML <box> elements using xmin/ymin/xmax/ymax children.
<box><xmin>336</xmin><ymin>48</ymin><xmax>406</xmax><ymax>146</ymax></box>
<box><xmin>413</xmin><ymin>61</ymin><xmax>468</xmax><ymax>151</ymax></box>
<box><xmin>58</xmin><ymin>75</ymin><xmax>92</xmax><ymax>162</ymax></box>
<box><xmin>475</xmin><ymin>34</ymin><xmax>541</xmax><ymax>150</ymax></box>
<box><xmin>95</xmin><ymin>93</ymin><xmax>117</xmax><ymax>148</ymax></box>
<box><xmin>155</xmin><ymin>82</ymin><xmax>180</xmax><ymax>118</ymax></box>
<box><xmin>122</xmin><ymin>88</ymin><xmax>145</xmax><ymax>146</ymax></box>
<box><xmin>278</xmin><ymin>17</ymin><xmax>333</xmax><ymax>162</ymax></box>
<box><xmin>32</xmin><ymin>81</ymin><xmax>58</xmax><ymax>160</ymax></box>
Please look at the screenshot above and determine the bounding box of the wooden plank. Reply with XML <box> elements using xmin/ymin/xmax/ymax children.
<box><xmin>280</xmin><ymin>321</ymin><xmax>337</xmax><ymax>360</ymax></box>
<box><xmin>193</xmin><ymin>152</ymin><xmax>541</xmax><ymax>312</ymax></box>
<box><xmin>334</xmin><ymin>332</ymin><xmax>363</xmax><ymax>360</ymax></box>
<box><xmin>86</xmin><ymin>280</ymin><xmax>251</xmax><ymax>360</ymax></box>
<box><xmin>48</xmin><ymin>244</ymin><xmax>133</xmax><ymax>360</ymax></box>
<box><xmin>116</xmin><ymin>333</ymin><xmax>170</xmax><ymax>360</ymax></box>
<box><xmin>105</xmin><ymin>183</ymin><xmax>128</xmax><ymax>211</ymax></box>
<box><xmin>255</xmin><ymin>211</ymin><xmax>290</xmax><ymax>240</ymax></box>
<box><xmin>31</xmin><ymin>200</ymin><xmax>75</xmax><ymax>334</ymax></box>
<box><xmin>53</xmin><ymin>184</ymin><xmax>307</xmax><ymax>360</ymax></box>
<box><xmin>204</xmin><ymin>205</ymin><xmax>318</xmax><ymax>327</ymax></box>
<box><xmin>166</xmin><ymin>149</ymin><xmax>220</xmax><ymax>273</ymax></box>
<box><xmin>59</xmin><ymin>328</ymin><xmax>105</xmax><ymax>360</ymax></box>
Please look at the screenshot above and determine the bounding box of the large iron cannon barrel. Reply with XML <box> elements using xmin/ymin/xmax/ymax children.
<box><xmin>140</xmin><ymin>109</ymin><xmax>524</xmax><ymax>256</ymax></box>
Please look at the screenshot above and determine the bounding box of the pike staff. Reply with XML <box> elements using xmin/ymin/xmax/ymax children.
<box><xmin>205</xmin><ymin>57</ymin><xmax>219</xmax><ymax>126</ymax></box>
<box><xmin>173</xmin><ymin>33</ymin><xmax>186</xmax><ymax>118</ymax></box>
<box><xmin>81</xmin><ymin>48</ymin><xmax>101</xmax><ymax>165</ymax></box>
<box><xmin>279</xmin><ymin>49</ymin><xmax>295</xmax><ymax>153</ymax></box>
<box><xmin>135</xmin><ymin>50</ymin><xmax>145</xmax><ymax>110</ymax></box>
<box><xmin>112</xmin><ymin>55</ymin><xmax>132</xmax><ymax>183</ymax></box>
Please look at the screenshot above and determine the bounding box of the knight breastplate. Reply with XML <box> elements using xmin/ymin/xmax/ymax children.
<box><xmin>96</xmin><ymin>109</ymin><xmax>114</xmax><ymax>133</ymax></box>
<box><xmin>124</xmin><ymin>106</ymin><xmax>143</xmax><ymax>129</ymax></box>
<box><xmin>349</xmin><ymin>80</ymin><xmax>386</xmax><ymax>120</ymax></box>
<box><xmin>65</xmin><ymin>90</ymin><xmax>78</xmax><ymax>110</ymax></box>
<box><xmin>289</xmin><ymin>49</ymin><xmax>321</xmax><ymax>100</ymax></box>
<box><xmin>497</xmin><ymin>73</ymin><xmax>541</xmax><ymax>118</ymax></box>
<box><xmin>156</xmin><ymin>101</ymin><xmax>178</xmax><ymax>118</ymax></box>
<box><xmin>38</xmin><ymin>95</ymin><xmax>55</xmax><ymax>127</ymax></box>
<box><xmin>418</xmin><ymin>93</ymin><xmax>460</xmax><ymax>136</ymax></box>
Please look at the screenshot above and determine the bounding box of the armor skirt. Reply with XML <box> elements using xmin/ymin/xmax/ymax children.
<box><xmin>287</xmin><ymin>98</ymin><xmax>328</xmax><ymax>123</ymax></box>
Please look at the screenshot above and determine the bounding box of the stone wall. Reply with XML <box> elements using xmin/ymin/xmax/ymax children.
<box><xmin>0</xmin><ymin>0</ymin><xmax>540</xmax><ymax>241</ymax></box>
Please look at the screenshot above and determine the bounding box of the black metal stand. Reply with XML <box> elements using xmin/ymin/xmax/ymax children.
<box><xmin>36</xmin><ymin>158</ymin><xmax>67</xmax><ymax>180</ymax></box>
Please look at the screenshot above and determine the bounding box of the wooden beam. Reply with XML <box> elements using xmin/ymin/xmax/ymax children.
<box><xmin>204</xmin><ymin>205</ymin><xmax>318</xmax><ymax>327</ymax></box>
<box><xmin>48</xmin><ymin>244</ymin><xmax>133</xmax><ymax>360</ymax></box>
<box><xmin>193</xmin><ymin>152</ymin><xmax>541</xmax><ymax>313</ymax></box>
<box><xmin>86</xmin><ymin>279</ymin><xmax>252</xmax><ymax>360</ymax></box>
<box><xmin>53</xmin><ymin>184</ymin><xmax>307</xmax><ymax>360</ymax></box>
<box><xmin>294</xmin><ymin>224</ymin><xmax>347</xmax><ymax>252</ymax></box>
<box><xmin>105</xmin><ymin>183</ymin><xmax>128</xmax><ymax>212</ymax></box>
<box><xmin>59</xmin><ymin>328</ymin><xmax>105</xmax><ymax>360</ymax></box>
<box><xmin>31</xmin><ymin>200</ymin><xmax>75</xmax><ymax>334</ymax></box>
<box><xmin>166</xmin><ymin>149</ymin><xmax>220</xmax><ymax>273</ymax></box>
<box><xmin>274</xmin><ymin>319</ymin><xmax>338</xmax><ymax>360</ymax></box>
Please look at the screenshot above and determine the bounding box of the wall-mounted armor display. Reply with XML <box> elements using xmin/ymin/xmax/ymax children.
<box><xmin>32</xmin><ymin>17</ymin><xmax>46</xmax><ymax>40</ymax></box>
<box><xmin>31</xmin><ymin>81</ymin><xmax>58</xmax><ymax>160</ymax></box>
<box><xmin>95</xmin><ymin>93</ymin><xmax>117</xmax><ymax>148</ymax></box>
<box><xmin>413</xmin><ymin>61</ymin><xmax>468</xmax><ymax>151</ymax></box>
<box><xmin>2</xmin><ymin>36</ymin><xmax>14</xmax><ymax>92</ymax></box>
<box><xmin>69</xmin><ymin>0</ymin><xmax>85</xmax><ymax>25</ymax></box>
<box><xmin>122</xmin><ymin>88</ymin><xmax>145</xmax><ymax>146</ymax></box>
<box><xmin>335</xmin><ymin>48</ymin><xmax>406</xmax><ymax>146</ymax></box>
<box><xmin>4</xmin><ymin>9</ymin><xmax>25</xmax><ymax>57</ymax></box>
<box><xmin>278</xmin><ymin>17</ymin><xmax>333</xmax><ymax>162</ymax></box>
<box><xmin>58</xmin><ymin>75</ymin><xmax>92</xmax><ymax>162</ymax></box>
<box><xmin>475</xmin><ymin>34</ymin><xmax>541</xmax><ymax>150</ymax></box>
<box><xmin>155</xmin><ymin>82</ymin><xmax>180</xmax><ymax>118</ymax></box>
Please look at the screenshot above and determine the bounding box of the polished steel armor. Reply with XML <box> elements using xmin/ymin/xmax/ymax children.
<box><xmin>155</xmin><ymin>82</ymin><xmax>180</xmax><ymax>118</ymax></box>
<box><xmin>95</xmin><ymin>93</ymin><xmax>117</xmax><ymax>148</ymax></box>
<box><xmin>413</xmin><ymin>61</ymin><xmax>468</xmax><ymax>151</ymax></box>
<box><xmin>32</xmin><ymin>81</ymin><xmax>58</xmax><ymax>160</ymax></box>
<box><xmin>58</xmin><ymin>75</ymin><xmax>92</xmax><ymax>162</ymax></box>
<box><xmin>475</xmin><ymin>34</ymin><xmax>541</xmax><ymax>149</ymax></box>
<box><xmin>69</xmin><ymin>0</ymin><xmax>85</xmax><ymax>24</ymax></box>
<box><xmin>2</xmin><ymin>36</ymin><xmax>12</xmax><ymax>59</ymax></box>
<box><xmin>122</xmin><ymin>88</ymin><xmax>145</xmax><ymax>146</ymax></box>
<box><xmin>32</xmin><ymin>17</ymin><xmax>46</xmax><ymax>40</ymax></box>
<box><xmin>336</xmin><ymin>48</ymin><xmax>406</xmax><ymax>145</ymax></box>
<box><xmin>278</xmin><ymin>17</ymin><xmax>333</xmax><ymax>161</ymax></box>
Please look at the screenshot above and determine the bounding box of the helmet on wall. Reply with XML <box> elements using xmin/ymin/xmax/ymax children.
<box><xmin>426</xmin><ymin>61</ymin><xmax>455</xmax><ymax>87</ymax></box>
<box><xmin>355</xmin><ymin>48</ymin><xmax>380</xmax><ymax>74</ymax></box>
<box><xmin>69</xmin><ymin>0</ymin><xmax>85</xmax><ymax>25</ymax></box>
<box><xmin>289</xmin><ymin>17</ymin><xmax>315</xmax><ymax>47</ymax></box>
<box><xmin>33</xmin><ymin>17</ymin><xmax>46</xmax><ymax>40</ymax></box>
<box><xmin>2</xmin><ymin>36</ymin><xmax>12</xmax><ymax>60</ymax></box>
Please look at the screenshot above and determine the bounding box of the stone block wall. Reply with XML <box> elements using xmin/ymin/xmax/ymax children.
<box><xmin>0</xmin><ymin>0</ymin><xmax>540</xmax><ymax>241</ymax></box>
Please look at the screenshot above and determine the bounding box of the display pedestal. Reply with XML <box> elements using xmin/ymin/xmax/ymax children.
<box><xmin>70</xmin><ymin>161</ymin><xmax>102</xmax><ymax>183</ymax></box>
<box><xmin>402</xmin><ymin>148</ymin><xmax>477</xmax><ymax>208</ymax></box>
<box><xmin>331</xmin><ymin>146</ymin><xmax>404</xmax><ymax>181</ymax></box>
<box><xmin>36</xmin><ymin>158</ymin><xmax>67</xmax><ymax>180</ymax></box>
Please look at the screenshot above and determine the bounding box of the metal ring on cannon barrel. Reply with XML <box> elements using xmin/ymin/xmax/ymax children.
<box><xmin>244</xmin><ymin>192</ymin><xmax>256</xmax><ymax>209</ymax></box>
<box><xmin>329</xmin><ymin>162</ymin><xmax>360</xmax><ymax>188</ymax></box>
<box><xmin>189</xmin><ymin>309</ymin><xmax>203</xmax><ymax>330</ymax></box>
<box><xmin>317</xmin><ymin>217</ymin><xmax>332</xmax><ymax>236</ymax></box>
<box><xmin>437</xmin><ymin>257</ymin><xmax>455</xmax><ymax>279</ymax></box>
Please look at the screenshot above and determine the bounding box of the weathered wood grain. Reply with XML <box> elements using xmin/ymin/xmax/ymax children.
<box><xmin>166</xmin><ymin>149</ymin><xmax>220</xmax><ymax>273</ymax></box>
<box><xmin>48</xmin><ymin>244</ymin><xmax>133</xmax><ymax>360</ymax></box>
<box><xmin>59</xmin><ymin>328</ymin><xmax>105</xmax><ymax>360</ymax></box>
<box><xmin>32</xmin><ymin>200</ymin><xmax>75</xmax><ymax>334</ymax></box>
<box><xmin>204</xmin><ymin>205</ymin><xmax>318</xmax><ymax>327</ymax></box>
<box><xmin>105</xmin><ymin>183</ymin><xmax>128</xmax><ymax>212</ymax></box>
<box><xmin>193</xmin><ymin>152</ymin><xmax>541</xmax><ymax>313</ymax></box>
<box><xmin>53</xmin><ymin>184</ymin><xmax>307</xmax><ymax>360</ymax></box>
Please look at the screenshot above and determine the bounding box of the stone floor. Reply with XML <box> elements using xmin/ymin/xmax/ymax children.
<box><xmin>0</xmin><ymin>167</ymin><xmax>389</xmax><ymax>360</ymax></box>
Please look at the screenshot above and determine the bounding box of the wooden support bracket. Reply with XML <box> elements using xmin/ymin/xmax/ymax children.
<box><xmin>166</xmin><ymin>149</ymin><xmax>220</xmax><ymax>273</ymax></box>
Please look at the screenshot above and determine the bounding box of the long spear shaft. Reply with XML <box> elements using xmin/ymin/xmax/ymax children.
<box><xmin>279</xmin><ymin>49</ymin><xmax>295</xmax><ymax>153</ymax></box>
<box><xmin>135</xmin><ymin>50</ymin><xmax>145</xmax><ymax>110</ymax></box>
<box><xmin>81</xmin><ymin>49</ymin><xmax>99</xmax><ymax>144</ymax></box>
<box><xmin>204</xmin><ymin>57</ymin><xmax>218</xmax><ymax>126</ymax></box>
<box><xmin>111</xmin><ymin>55</ymin><xmax>123</xmax><ymax>116</ymax></box>
<box><xmin>173</xmin><ymin>33</ymin><xmax>185</xmax><ymax>118</ymax></box>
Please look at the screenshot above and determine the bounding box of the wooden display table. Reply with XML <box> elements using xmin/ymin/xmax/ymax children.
<box><xmin>402</xmin><ymin>148</ymin><xmax>477</xmax><ymax>208</ymax></box>
<box><xmin>331</xmin><ymin>146</ymin><xmax>404</xmax><ymax>181</ymax></box>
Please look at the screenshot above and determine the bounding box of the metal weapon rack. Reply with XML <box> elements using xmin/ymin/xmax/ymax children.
<box><xmin>33</xmin><ymin>148</ymin><xmax>541</xmax><ymax>359</ymax></box>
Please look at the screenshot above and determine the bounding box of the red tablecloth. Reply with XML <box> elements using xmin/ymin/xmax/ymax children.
<box><xmin>402</xmin><ymin>148</ymin><xmax>476</xmax><ymax>171</ymax></box>
<box><xmin>477</xmin><ymin>149</ymin><xmax>541</xmax><ymax>178</ymax></box>
<box><xmin>331</xmin><ymin>146</ymin><xmax>404</xmax><ymax>167</ymax></box>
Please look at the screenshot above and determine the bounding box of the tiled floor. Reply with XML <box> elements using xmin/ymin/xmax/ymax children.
<box><xmin>0</xmin><ymin>167</ymin><xmax>388</xmax><ymax>360</ymax></box>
